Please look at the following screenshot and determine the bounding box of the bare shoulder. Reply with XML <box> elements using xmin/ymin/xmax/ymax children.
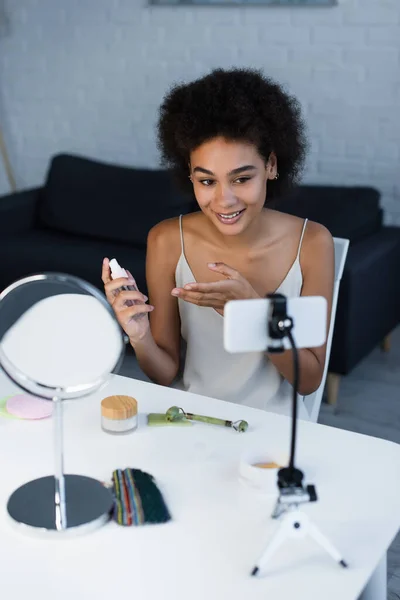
<box><xmin>271</xmin><ymin>210</ymin><xmax>333</xmax><ymax>246</ymax></box>
<box><xmin>303</xmin><ymin>220</ymin><xmax>334</xmax><ymax>252</ymax></box>
<box><xmin>264</xmin><ymin>209</ymin><xmax>307</xmax><ymax>238</ymax></box>
<box><xmin>147</xmin><ymin>216</ymin><xmax>181</xmax><ymax>259</ymax></box>
<box><xmin>148</xmin><ymin>211</ymin><xmax>203</xmax><ymax>245</ymax></box>
<box><xmin>148</xmin><ymin>216</ymin><xmax>180</xmax><ymax>244</ymax></box>
<box><xmin>301</xmin><ymin>220</ymin><xmax>334</xmax><ymax>275</ymax></box>
<box><xmin>268</xmin><ymin>209</ymin><xmax>334</xmax><ymax>269</ymax></box>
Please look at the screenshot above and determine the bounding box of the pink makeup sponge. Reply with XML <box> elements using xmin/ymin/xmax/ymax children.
<box><xmin>6</xmin><ymin>395</ymin><xmax>53</xmax><ymax>420</ymax></box>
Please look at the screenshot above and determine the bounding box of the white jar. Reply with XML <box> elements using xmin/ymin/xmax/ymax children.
<box><xmin>239</xmin><ymin>449</ymin><xmax>285</xmax><ymax>495</ymax></box>
<box><xmin>101</xmin><ymin>395</ymin><xmax>138</xmax><ymax>434</ymax></box>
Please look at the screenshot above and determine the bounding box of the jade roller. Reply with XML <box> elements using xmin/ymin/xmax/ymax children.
<box><xmin>165</xmin><ymin>406</ymin><xmax>248</xmax><ymax>433</ymax></box>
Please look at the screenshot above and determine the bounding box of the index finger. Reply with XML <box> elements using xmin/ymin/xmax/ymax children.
<box><xmin>102</xmin><ymin>257</ymin><xmax>111</xmax><ymax>284</ymax></box>
<box><xmin>183</xmin><ymin>281</ymin><xmax>229</xmax><ymax>293</ymax></box>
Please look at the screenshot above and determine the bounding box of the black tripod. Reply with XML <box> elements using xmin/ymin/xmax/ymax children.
<box><xmin>251</xmin><ymin>294</ymin><xmax>348</xmax><ymax>576</ymax></box>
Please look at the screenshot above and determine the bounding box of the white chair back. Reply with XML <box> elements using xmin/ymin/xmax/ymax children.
<box><xmin>302</xmin><ymin>237</ymin><xmax>349</xmax><ymax>422</ymax></box>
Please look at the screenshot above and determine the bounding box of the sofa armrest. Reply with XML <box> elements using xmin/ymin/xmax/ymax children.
<box><xmin>0</xmin><ymin>188</ymin><xmax>42</xmax><ymax>234</ymax></box>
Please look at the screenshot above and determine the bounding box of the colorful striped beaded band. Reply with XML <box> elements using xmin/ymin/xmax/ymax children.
<box><xmin>111</xmin><ymin>468</ymin><xmax>171</xmax><ymax>526</ymax></box>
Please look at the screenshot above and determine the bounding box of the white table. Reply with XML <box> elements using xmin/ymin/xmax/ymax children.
<box><xmin>1</xmin><ymin>371</ymin><xmax>399</xmax><ymax>600</ymax></box>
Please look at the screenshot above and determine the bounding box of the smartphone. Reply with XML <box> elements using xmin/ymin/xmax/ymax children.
<box><xmin>224</xmin><ymin>296</ymin><xmax>327</xmax><ymax>353</ymax></box>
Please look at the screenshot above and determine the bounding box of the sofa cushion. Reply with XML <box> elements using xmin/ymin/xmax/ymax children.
<box><xmin>39</xmin><ymin>154</ymin><xmax>195</xmax><ymax>247</ymax></box>
<box><xmin>273</xmin><ymin>185</ymin><xmax>382</xmax><ymax>243</ymax></box>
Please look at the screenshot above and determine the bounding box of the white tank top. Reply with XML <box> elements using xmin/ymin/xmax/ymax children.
<box><xmin>174</xmin><ymin>215</ymin><xmax>309</xmax><ymax>418</ymax></box>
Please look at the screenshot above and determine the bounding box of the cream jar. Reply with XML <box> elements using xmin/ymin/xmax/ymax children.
<box><xmin>101</xmin><ymin>395</ymin><xmax>138</xmax><ymax>434</ymax></box>
<box><xmin>239</xmin><ymin>450</ymin><xmax>285</xmax><ymax>495</ymax></box>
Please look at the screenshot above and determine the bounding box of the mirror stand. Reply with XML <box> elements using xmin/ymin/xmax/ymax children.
<box><xmin>7</xmin><ymin>391</ymin><xmax>114</xmax><ymax>536</ymax></box>
<box><xmin>0</xmin><ymin>273</ymin><xmax>126</xmax><ymax>537</ymax></box>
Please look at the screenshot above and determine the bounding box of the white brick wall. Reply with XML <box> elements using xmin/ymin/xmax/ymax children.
<box><xmin>0</xmin><ymin>0</ymin><xmax>399</xmax><ymax>222</ymax></box>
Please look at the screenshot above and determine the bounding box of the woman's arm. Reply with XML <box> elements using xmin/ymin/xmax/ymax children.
<box><xmin>267</xmin><ymin>221</ymin><xmax>335</xmax><ymax>395</ymax></box>
<box><xmin>131</xmin><ymin>219</ymin><xmax>182</xmax><ymax>387</ymax></box>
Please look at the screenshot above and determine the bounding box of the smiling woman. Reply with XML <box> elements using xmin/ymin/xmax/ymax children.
<box><xmin>102</xmin><ymin>68</ymin><xmax>335</xmax><ymax>418</ymax></box>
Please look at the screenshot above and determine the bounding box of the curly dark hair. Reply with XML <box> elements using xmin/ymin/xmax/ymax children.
<box><xmin>156</xmin><ymin>68</ymin><xmax>308</xmax><ymax>201</ymax></box>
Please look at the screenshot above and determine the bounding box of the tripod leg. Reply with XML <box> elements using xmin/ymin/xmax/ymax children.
<box><xmin>251</xmin><ymin>512</ymin><xmax>297</xmax><ymax>576</ymax></box>
<box><xmin>307</xmin><ymin>519</ymin><xmax>348</xmax><ymax>567</ymax></box>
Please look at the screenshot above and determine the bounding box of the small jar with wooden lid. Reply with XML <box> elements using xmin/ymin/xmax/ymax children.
<box><xmin>101</xmin><ymin>395</ymin><xmax>138</xmax><ymax>434</ymax></box>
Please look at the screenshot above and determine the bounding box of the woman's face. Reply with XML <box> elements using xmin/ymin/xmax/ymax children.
<box><xmin>189</xmin><ymin>137</ymin><xmax>277</xmax><ymax>236</ymax></box>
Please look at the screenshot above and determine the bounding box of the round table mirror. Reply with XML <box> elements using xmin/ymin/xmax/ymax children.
<box><xmin>0</xmin><ymin>273</ymin><xmax>126</xmax><ymax>536</ymax></box>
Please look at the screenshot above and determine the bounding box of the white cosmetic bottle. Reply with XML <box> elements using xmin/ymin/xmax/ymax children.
<box><xmin>109</xmin><ymin>258</ymin><xmax>138</xmax><ymax>308</ymax></box>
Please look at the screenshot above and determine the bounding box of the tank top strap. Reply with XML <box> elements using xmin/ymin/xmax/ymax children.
<box><xmin>179</xmin><ymin>214</ymin><xmax>185</xmax><ymax>253</ymax></box>
<box><xmin>296</xmin><ymin>218</ymin><xmax>308</xmax><ymax>260</ymax></box>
